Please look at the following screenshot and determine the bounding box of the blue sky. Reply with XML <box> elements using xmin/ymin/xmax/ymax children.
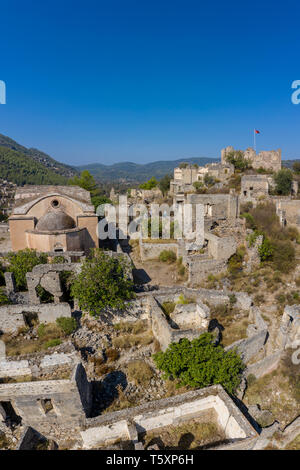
<box><xmin>0</xmin><ymin>0</ymin><xmax>300</xmax><ymax>165</ymax></box>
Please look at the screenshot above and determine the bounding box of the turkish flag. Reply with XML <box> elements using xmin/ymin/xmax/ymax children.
<box><xmin>255</xmin><ymin>129</ymin><xmax>260</xmax><ymax>134</ymax></box>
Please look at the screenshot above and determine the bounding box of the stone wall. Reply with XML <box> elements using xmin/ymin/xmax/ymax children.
<box><xmin>0</xmin><ymin>363</ymin><xmax>88</xmax><ymax>435</ymax></box>
<box><xmin>81</xmin><ymin>385</ymin><xmax>257</xmax><ymax>449</ymax></box>
<box><xmin>0</xmin><ymin>303</ymin><xmax>71</xmax><ymax>333</ymax></box>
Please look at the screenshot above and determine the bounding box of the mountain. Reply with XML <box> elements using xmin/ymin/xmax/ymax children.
<box><xmin>76</xmin><ymin>157</ymin><xmax>218</xmax><ymax>183</ymax></box>
<box><xmin>0</xmin><ymin>133</ymin><xmax>76</xmax><ymax>178</ymax></box>
<box><xmin>0</xmin><ymin>146</ymin><xmax>70</xmax><ymax>186</ymax></box>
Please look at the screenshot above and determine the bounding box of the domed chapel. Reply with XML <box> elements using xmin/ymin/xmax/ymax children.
<box><xmin>9</xmin><ymin>185</ymin><xmax>98</xmax><ymax>253</ymax></box>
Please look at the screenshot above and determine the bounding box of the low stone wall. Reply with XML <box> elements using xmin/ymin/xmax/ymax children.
<box><xmin>81</xmin><ymin>385</ymin><xmax>257</xmax><ymax>449</ymax></box>
<box><xmin>225</xmin><ymin>307</ymin><xmax>268</xmax><ymax>364</ymax></box>
<box><xmin>186</xmin><ymin>256</ymin><xmax>227</xmax><ymax>285</ymax></box>
<box><xmin>0</xmin><ymin>302</ymin><xmax>71</xmax><ymax>333</ymax></box>
<box><xmin>148</xmin><ymin>296</ymin><xmax>209</xmax><ymax>351</ymax></box>
<box><xmin>245</xmin><ymin>351</ymin><xmax>282</xmax><ymax>380</ymax></box>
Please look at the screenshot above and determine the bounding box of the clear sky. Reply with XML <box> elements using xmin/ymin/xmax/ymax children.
<box><xmin>0</xmin><ymin>0</ymin><xmax>300</xmax><ymax>165</ymax></box>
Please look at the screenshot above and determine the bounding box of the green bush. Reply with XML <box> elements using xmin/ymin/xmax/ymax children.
<box><xmin>139</xmin><ymin>176</ymin><xmax>158</xmax><ymax>190</ymax></box>
<box><xmin>56</xmin><ymin>317</ymin><xmax>77</xmax><ymax>335</ymax></box>
<box><xmin>153</xmin><ymin>333</ymin><xmax>245</xmax><ymax>394</ymax></box>
<box><xmin>6</xmin><ymin>249</ymin><xmax>47</xmax><ymax>290</ymax></box>
<box><xmin>258</xmin><ymin>237</ymin><xmax>274</xmax><ymax>261</ymax></box>
<box><xmin>225</xmin><ymin>150</ymin><xmax>249</xmax><ymax>171</ymax></box>
<box><xmin>0</xmin><ymin>288</ymin><xmax>10</xmax><ymax>305</ymax></box>
<box><xmin>272</xmin><ymin>239</ymin><xmax>295</xmax><ymax>273</ymax></box>
<box><xmin>44</xmin><ymin>338</ymin><xmax>62</xmax><ymax>349</ymax></box>
<box><xmin>158</xmin><ymin>250</ymin><xmax>177</xmax><ymax>263</ymax></box>
<box><xmin>273</xmin><ymin>168</ymin><xmax>293</xmax><ymax>195</ymax></box>
<box><xmin>161</xmin><ymin>301</ymin><xmax>176</xmax><ymax>316</ymax></box>
<box><xmin>70</xmin><ymin>249</ymin><xmax>135</xmax><ymax>317</ymax></box>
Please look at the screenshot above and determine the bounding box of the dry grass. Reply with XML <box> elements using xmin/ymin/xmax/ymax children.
<box><xmin>3</xmin><ymin>323</ymin><xmax>64</xmax><ymax>356</ymax></box>
<box><xmin>102</xmin><ymin>384</ymin><xmax>136</xmax><ymax>414</ymax></box>
<box><xmin>113</xmin><ymin>320</ymin><xmax>148</xmax><ymax>335</ymax></box>
<box><xmin>285</xmin><ymin>434</ymin><xmax>300</xmax><ymax>450</ymax></box>
<box><xmin>244</xmin><ymin>354</ymin><xmax>300</xmax><ymax>427</ymax></box>
<box><xmin>126</xmin><ymin>360</ymin><xmax>154</xmax><ymax>386</ymax></box>
<box><xmin>143</xmin><ymin>418</ymin><xmax>225</xmax><ymax>450</ymax></box>
<box><xmin>0</xmin><ymin>433</ymin><xmax>14</xmax><ymax>450</ymax></box>
<box><xmin>112</xmin><ymin>330</ymin><xmax>153</xmax><ymax>349</ymax></box>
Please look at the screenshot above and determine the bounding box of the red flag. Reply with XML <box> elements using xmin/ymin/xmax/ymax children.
<box><xmin>255</xmin><ymin>129</ymin><xmax>260</xmax><ymax>134</ymax></box>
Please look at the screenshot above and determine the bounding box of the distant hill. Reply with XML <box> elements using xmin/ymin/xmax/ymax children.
<box><xmin>77</xmin><ymin>157</ymin><xmax>218</xmax><ymax>183</ymax></box>
<box><xmin>0</xmin><ymin>146</ymin><xmax>69</xmax><ymax>186</ymax></box>
<box><xmin>0</xmin><ymin>133</ymin><xmax>76</xmax><ymax>179</ymax></box>
<box><xmin>282</xmin><ymin>159</ymin><xmax>300</xmax><ymax>169</ymax></box>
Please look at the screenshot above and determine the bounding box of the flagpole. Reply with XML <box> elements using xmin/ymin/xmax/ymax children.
<box><xmin>253</xmin><ymin>128</ymin><xmax>256</xmax><ymax>152</ymax></box>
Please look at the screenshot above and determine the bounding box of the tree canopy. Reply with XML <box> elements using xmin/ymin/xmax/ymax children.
<box><xmin>153</xmin><ymin>332</ymin><xmax>245</xmax><ymax>395</ymax></box>
<box><xmin>273</xmin><ymin>168</ymin><xmax>293</xmax><ymax>195</ymax></box>
<box><xmin>70</xmin><ymin>249</ymin><xmax>135</xmax><ymax>316</ymax></box>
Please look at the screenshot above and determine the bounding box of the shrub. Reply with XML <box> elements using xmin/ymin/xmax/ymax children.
<box><xmin>0</xmin><ymin>288</ymin><xmax>10</xmax><ymax>305</ymax></box>
<box><xmin>153</xmin><ymin>332</ymin><xmax>245</xmax><ymax>394</ymax></box>
<box><xmin>225</xmin><ymin>150</ymin><xmax>249</xmax><ymax>171</ymax></box>
<box><xmin>176</xmin><ymin>294</ymin><xmax>194</xmax><ymax>304</ymax></box>
<box><xmin>272</xmin><ymin>239</ymin><xmax>295</xmax><ymax>273</ymax></box>
<box><xmin>36</xmin><ymin>285</ymin><xmax>54</xmax><ymax>303</ymax></box>
<box><xmin>70</xmin><ymin>249</ymin><xmax>135</xmax><ymax>316</ymax></box>
<box><xmin>273</xmin><ymin>168</ymin><xmax>293</xmax><ymax>195</ymax></box>
<box><xmin>44</xmin><ymin>338</ymin><xmax>62</xmax><ymax>349</ymax></box>
<box><xmin>158</xmin><ymin>250</ymin><xmax>176</xmax><ymax>263</ymax></box>
<box><xmin>50</xmin><ymin>255</ymin><xmax>66</xmax><ymax>264</ymax></box>
<box><xmin>241</xmin><ymin>212</ymin><xmax>255</xmax><ymax>229</ymax></box>
<box><xmin>258</xmin><ymin>237</ymin><xmax>274</xmax><ymax>261</ymax></box>
<box><xmin>161</xmin><ymin>301</ymin><xmax>176</xmax><ymax>316</ymax></box>
<box><xmin>56</xmin><ymin>317</ymin><xmax>77</xmax><ymax>335</ymax></box>
<box><xmin>6</xmin><ymin>249</ymin><xmax>47</xmax><ymax>290</ymax></box>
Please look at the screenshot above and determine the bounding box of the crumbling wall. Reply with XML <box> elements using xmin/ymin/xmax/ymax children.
<box><xmin>0</xmin><ymin>303</ymin><xmax>71</xmax><ymax>333</ymax></box>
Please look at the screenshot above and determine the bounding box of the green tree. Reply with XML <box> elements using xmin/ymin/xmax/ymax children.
<box><xmin>70</xmin><ymin>249</ymin><xmax>135</xmax><ymax>316</ymax></box>
<box><xmin>139</xmin><ymin>176</ymin><xmax>158</xmax><ymax>190</ymax></box>
<box><xmin>69</xmin><ymin>170</ymin><xmax>111</xmax><ymax>210</ymax></box>
<box><xmin>153</xmin><ymin>333</ymin><xmax>245</xmax><ymax>395</ymax></box>
<box><xmin>292</xmin><ymin>161</ymin><xmax>300</xmax><ymax>173</ymax></box>
<box><xmin>225</xmin><ymin>150</ymin><xmax>249</xmax><ymax>171</ymax></box>
<box><xmin>204</xmin><ymin>174</ymin><xmax>215</xmax><ymax>186</ymax></box>
<box><xmin>159</xmin><ymin>174</ymin><xmax>172</xmax><ymax>195</ymax></box>
<box><xmin>6</xmin><ymin>249</ymin><xmax>48</xmax><ymax>290</ymax></box>
<box><xmin>273</xmin><ymin>168</ymin><xmax>293</xmax><ymax>195</ymax></box>
<box><xmin>68</xmin><ymin>170</ymin><xmax>97</xmax><ymax>193</ymax></box>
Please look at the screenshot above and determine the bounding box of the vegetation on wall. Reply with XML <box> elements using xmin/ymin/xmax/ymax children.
<box><xmin>70</xmin><ymin>249</ymin><xmax>135</xmax><ymax>316</ymax></box>
<box><xmin>153</xmin><ymin>332</ymin><xmax>245</xmax><ymax>395</ymax></box>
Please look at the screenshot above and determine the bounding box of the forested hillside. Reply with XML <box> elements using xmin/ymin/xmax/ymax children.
<box><xmin>0</xmin><ymin>146</ymin><xmax>68</xmax><ymax>185</ymax></box>
<box><xmin>0</xmin><ymin>133</ymin><xmax>76</xmax><ymax>178</ymax></box>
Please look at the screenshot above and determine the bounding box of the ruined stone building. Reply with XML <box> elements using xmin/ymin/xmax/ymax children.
<box><xmin>8</xmin><ymin>186</ymin><xmax>98</xmax><ymax>253</ymax></box>
<box><xmin>221</xmin><ymin>145</ymin><xmax>282</xmax><ymax>172</ymax></box>
<box><xmin>170</xmin><ymin>162</ymin><xmax>234</xmax><ymax>195</ymax></box>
